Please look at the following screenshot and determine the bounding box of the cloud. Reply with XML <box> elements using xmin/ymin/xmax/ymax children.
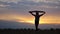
<box><xmin>25</xmin><ymin>0</ymin><xmax>60</xmax><ymax>4</ymax></box>
<box><xmin>0</xmin><ymin>1</ymin><xmax>60</xmax><ymax>16</ymax></box>
<box><xmin>0</xmin><ymin>0</ymin><xmax>60</xmax><ymax>4</ymax></box>
<box><xmin>0</xmin><ymin>1</ymin><xmax>60</xmax><ymax>14</ymax></box>
<box><xmin>0</xmin><ymin>4</ymin><xmax>10</xmax><ymax>7</ymax></box>
<box><xmin>0</xmin><ymin>0</ymin><xmax>60</xmax><ymax>9</ymax></box>
<box><xmin>0</xmin><ymin>0</ymin><xmax>60</xmax><ymax>5</ymax></box>
<box><xmin>0</xmin><ymin>0</ymin><xmax>22</xmax><ymax>3</ymax></box>
<box><xmin>0</xmin><ymin>20</ymin><xmax>60</xmax><ymax>29</ymax></box>
<box><xmin>0</xmin><ymin>20</ymin><xmax>34</xmax><ymax>29</ymax></box>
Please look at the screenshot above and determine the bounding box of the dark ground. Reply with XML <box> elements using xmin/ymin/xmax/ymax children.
<box><xmin>0</xmin><ymin>29</ymin><xmax>60</xmax><ymax>34</ymax></box>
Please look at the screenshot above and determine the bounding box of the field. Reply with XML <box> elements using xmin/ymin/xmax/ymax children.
<box><xmin>0</xmin><ymin>29</ymin><xmax>60</xmax><ymax>34</ymax></box>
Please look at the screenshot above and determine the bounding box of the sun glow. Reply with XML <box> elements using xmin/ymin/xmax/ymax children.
<box><xmin>0</xmin><ymin>14</ymin><xmax>60</xmax><ymax>24</ymax></box>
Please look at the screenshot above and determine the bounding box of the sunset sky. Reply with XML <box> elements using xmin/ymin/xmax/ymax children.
<box><xmin>0</xmin><ymin>0</ymin><xmax>60</xmax><ymax>29</ymax></box>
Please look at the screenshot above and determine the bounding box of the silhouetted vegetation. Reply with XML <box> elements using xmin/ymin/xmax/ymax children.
<box><xmin>0</xmin><ymin>28</ymin><xmax>60</xmax><ymax>34</ymax></box>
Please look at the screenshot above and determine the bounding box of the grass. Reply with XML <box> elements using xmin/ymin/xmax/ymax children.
<box><xmin>0</xmin><ymin>28</ymin><xmax>60</xmax><ymax>34</ymax></box>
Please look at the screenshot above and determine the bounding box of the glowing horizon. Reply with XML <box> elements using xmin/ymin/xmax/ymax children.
<box><xmin>0</xmin><ymin>14</ymin><xmax>60</xmax><ymax>24</ymax></box>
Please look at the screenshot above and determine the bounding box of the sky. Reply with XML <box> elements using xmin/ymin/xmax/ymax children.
<box><xmin>0</xmin><ymin>0</ymin><xmax>60</xmax><ymax>29</ymax></box>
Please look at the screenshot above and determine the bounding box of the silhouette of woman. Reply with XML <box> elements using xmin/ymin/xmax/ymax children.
<box><xmin>29</xmin><ymin>11</ymin><xmax>45</xmax><ymax>31</ymax></box>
